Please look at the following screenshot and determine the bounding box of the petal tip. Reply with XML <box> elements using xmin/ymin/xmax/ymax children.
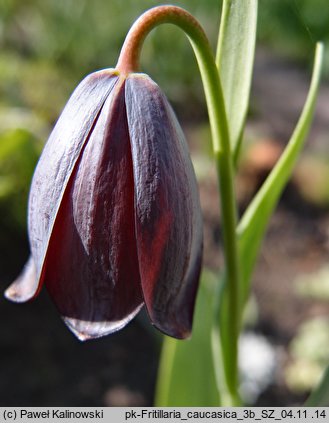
<box><xmin>4</xmin><ymin>256</ymin><xmax>39</xmax><ymax>303</ymax></box>
<box><xmin>4</xmin><ymin>285</ymin><xmax>23</xmax><ymax>302</ymax></box>
<box><xmin>4</xmin><ymin>282</ymin><xmax>35</xmax><ymax>303</ymax></box>
<box><xmin>63</xmin><ymin>304</ymin><xmax>143</xmax><ymax>341</ymax></box>
<box><xmin>152</xmin><ymin>320</ymin><xmax>192</xmax><ymax>340</ymax></box>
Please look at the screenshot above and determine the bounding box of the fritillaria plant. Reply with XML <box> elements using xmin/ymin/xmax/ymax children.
<box><xmin>6</xmin><ymin>1</ymin><xmax>326</xmax><ymax>406</ymax></box>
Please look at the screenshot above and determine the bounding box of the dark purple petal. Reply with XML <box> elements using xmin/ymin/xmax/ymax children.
<box><xmin>42</xmin><ymin>80</ymin><xmax>143</xmax><ymax>340</ymax></box>
<box><xmin>25</xmin><ymin>70</ymin><xmax>119</xmax><ymax>301</ymax></box>
<box><xmin>125</xmin><ymin>74</ymin><xmax>203</xmax><ymax>339</ymax></box>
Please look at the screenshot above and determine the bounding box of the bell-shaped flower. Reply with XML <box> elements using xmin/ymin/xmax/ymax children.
<box><xmin>5</xmin><ymin>69</ymin><xmax>203</xmax><ymax>340</ymax></box>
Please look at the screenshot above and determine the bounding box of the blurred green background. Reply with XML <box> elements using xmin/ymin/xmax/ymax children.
<box><xmin>0</xmin><ymin>0</ymin><xmax>329</xmax><ymax>406</ymax></box>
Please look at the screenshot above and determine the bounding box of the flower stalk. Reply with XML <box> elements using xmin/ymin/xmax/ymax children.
<box><xmin>117</xmin><ymin>5</ymin><xmax>240</xmax><ymax>403</ymax></box>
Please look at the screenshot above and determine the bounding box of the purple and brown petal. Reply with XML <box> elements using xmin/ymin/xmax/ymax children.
<box><xmin>6</xmin><ymin>70</ymin><xmax>119</xmax><ymax>303</ymax></box>
<box><xmin>43</xmin><ymin>80</ymin><xmax>143</xmax><ymax>340</ymax></box>
<box><xmin>126</xmin><ymin>74</ymin><xmax>203</xmax><ymax>339</ymax></box>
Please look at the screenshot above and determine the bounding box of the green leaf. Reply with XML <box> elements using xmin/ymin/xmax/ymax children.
<box><xmin>155</xmin><ymin>270</ymin><xmax>220</xmax><ymax>406</ymax></box>
<box><xmin>305</xmin><ymin>364</ymin><xmax>329</xmax><ymax>406</ymax></box>
<box><xmin>216</xmin><ymin>0</ymin><xmax>258</xmax><ymax>161</ymax></box>
<box><xmin>237</xmin><ymin>43</ymin><xmax>324</xmax><ymax>305</ymax></box>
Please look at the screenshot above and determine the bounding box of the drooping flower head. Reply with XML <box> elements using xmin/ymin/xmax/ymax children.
<box><xmin>5</xmin><ymin>68</ymin><xmax>203</xmax><ymax>340</ymax></box>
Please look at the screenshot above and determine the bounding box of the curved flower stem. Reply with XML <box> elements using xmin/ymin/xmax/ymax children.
<box><xmin>117</xmin><ymin>6</ymin><xmax>227</xmax><ymax>155</ymax></box>
<box><xmin>117</xmin><ymin>6</ymin><xmax>240</xmax><ymax>403</ymax></box>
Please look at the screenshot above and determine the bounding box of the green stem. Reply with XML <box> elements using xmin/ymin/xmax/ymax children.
<box><xmin>117</xmin><ymin>5</ymin><xmax>240</xmax><ymax>404</ymax></box>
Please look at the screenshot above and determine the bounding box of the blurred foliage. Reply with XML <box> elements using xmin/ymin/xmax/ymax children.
<box><xmin>306</xmin><ymin>364</ymin><xmax>329</xmax><ymax>406</ymax></box>
<box><xmin>285</xmin><ymin>317</ymin><xmax>329</xmax><ymax>392</ymax></box>
<box><xmin>258</xmin><ymin>0</ymin><xmax>329</xmax><ymax>74</ymax></box>
<box><xmin>0</xmin><ymin>0</ymin><xmax>327</xmax><ymax>118</ymax></box>
<box><xmin>285</xmin><ymin>269</ymin><xmax>329</xmax><ymax>394</ymax></box>
<box><xmin>295</xmin><ymin>265</ymin><xmax>329</xmax><ymax>300</ymax></box>
<box><xmin>0</xmin><ymin>129</ymin><xmax>40</xmax><ymax>230</ymax></box>
<box><xmin>293</xmin><ymin>154</ymin><xmax>329</xmax><ymax>206</ymax></box>
<box><xmin>0</xmin><ymin>0</ymin><xmax>221</xmax><ymax>121</ymax></box>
